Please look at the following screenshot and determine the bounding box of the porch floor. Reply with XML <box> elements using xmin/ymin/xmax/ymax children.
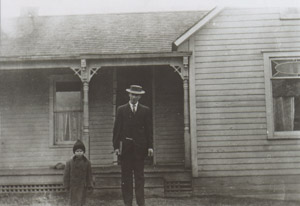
<box><xmin>0</xmin><ymin>165</ymin><xmax>189</xmax><ymax>176</ymax></box>
<box><xmin>0</xmin><ymin>165</ymin><xmax>192</xmax><ymax>197</ymax></box>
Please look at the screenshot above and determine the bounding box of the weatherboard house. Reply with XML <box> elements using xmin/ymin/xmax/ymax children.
<box><xmin>1</xmin><ymin>7</ymin><xmax>300</xmax><ymax>200</ymax></box>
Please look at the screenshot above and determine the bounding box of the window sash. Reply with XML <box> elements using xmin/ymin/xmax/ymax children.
<box><xmin>49</xmin><ymin>75</ymin><xmax>83</xmax><ymax>147</ymax></box>
<box><xmin>264</xmin><ymin>52</ymin><xmax>300</xmax><ymax>139</ymax></box>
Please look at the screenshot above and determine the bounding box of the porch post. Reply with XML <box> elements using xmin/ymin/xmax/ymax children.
<box><xmin>82</xmin><ymin>81</ymin><xmax>90</xmax><ymax>158</ymax></box>
<box><xmin>182</xmin><ymin>57</ymin><xmax>191</xmax><ymax>168</ymax></box>
<box><xmin>71</xmin><ymin>59</ymin><xmax>100</xmax><ymax>159</ymax></box>
<box><xmin>170</xmin><ymin>57</ymin><xmax>191</xmax><ymax>168</ymax></box>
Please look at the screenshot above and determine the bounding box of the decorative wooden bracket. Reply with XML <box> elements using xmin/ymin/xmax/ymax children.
<box><xmin>71</xmin><ymin>67</ymin><xmax>101</xmax><ymax>82</ymax></box>
<box><xmin>71</xmin><ymin>59</ymin><xmax>101</xmax><ymax>82</ymax></box>
<box><xmin>170</xmin><ymin>56</ymin><xmax>189</xmax><ymax>80</ymax></box>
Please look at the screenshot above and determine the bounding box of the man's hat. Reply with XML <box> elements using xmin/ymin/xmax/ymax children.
<box><xmin>126</xmin><ymin>85</ymin><xmax>145</xmax><ymax>95</ymax></box>
<box><xmin>73</xmin><ymin>139</ymin><xmax>86</xmax><ymax>153</ymax></box>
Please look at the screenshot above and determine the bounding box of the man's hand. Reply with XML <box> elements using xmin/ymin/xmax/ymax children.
<box><xmin>114</xmin><ymin>149</ymin><xmax>120</xmax><ymax>156</ymax></box>
<box><xmin>148</xmin><ymin>148</ymin><xmax>154</xmax><ymax>157</ymax></box>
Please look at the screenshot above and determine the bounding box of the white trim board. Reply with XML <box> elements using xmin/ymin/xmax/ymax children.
<box><xmin>173</xmin><ymin>7</ymin><xmax>224</xmax><ymax>47</ymax></box>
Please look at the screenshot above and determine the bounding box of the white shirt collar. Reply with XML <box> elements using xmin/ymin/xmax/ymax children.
<box><xmin>129</xmin><ymin>101</ymin><xmax>138</xmax><ymax>111</ymax></box>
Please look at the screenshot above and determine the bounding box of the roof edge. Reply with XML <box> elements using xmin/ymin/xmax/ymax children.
<box><xmin>0</xmin><ymin>52</ymin><xmax>192</xmax><ymax>62</ymax></box>
<box><xmin>173</xmin><ymin>6</ymin><xmax>224</xmax><ymax>47</ymax></box>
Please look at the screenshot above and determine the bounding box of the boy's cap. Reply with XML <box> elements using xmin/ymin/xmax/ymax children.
<box><xmin>73</xmin><ymin>140</ymin><xmax>86</xmax><ymax>153</ymax></box>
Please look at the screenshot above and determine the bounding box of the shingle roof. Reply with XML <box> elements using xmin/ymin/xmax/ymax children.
<box><xmin>0</xmin><ymin>11</ymin><xmax>207</xmax><ymax>58</ymax></box>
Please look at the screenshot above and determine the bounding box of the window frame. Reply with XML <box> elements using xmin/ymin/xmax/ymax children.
<box><xmin>263</xmin><ymin>51</ymin><xmax>300</xmax><ymax>139</ymax></box>
<box><xmin>49</xmin><ymin>75</ymin><xmax>82</xmax><ymax>147</ymax></box>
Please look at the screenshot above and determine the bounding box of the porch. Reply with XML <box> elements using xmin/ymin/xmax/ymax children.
<box><xmin>0</xmin><ymin>53</ymin><xmax>193</xmax><ymax>169</ymax></box>
<box><xmin>0</xmin><ymin>165</ymin><xmax>192</xmax><ymax>197</ymax></box>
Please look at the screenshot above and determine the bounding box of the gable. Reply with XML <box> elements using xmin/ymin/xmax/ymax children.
<box><xmin>173</xmin><ymin>7</ymin><xmax>224</xmax><ymax>48</ymax></box>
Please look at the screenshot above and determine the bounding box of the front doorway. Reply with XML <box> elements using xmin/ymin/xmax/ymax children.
<box><xmin>115</xmin><ymin>65</ymin><xmax>185</xmax><ymax>166</ymax></box>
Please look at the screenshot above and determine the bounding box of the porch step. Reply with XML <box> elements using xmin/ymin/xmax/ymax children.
<box><xmin>94</xmin><ymin>165</ymin><xmax>192</xmax><ymax>197</ymax></box>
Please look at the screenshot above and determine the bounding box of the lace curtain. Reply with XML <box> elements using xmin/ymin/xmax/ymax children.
<box><xmin>273</xmin><ymin>97</ymin><xmax>295</xmax><ymax>131</ymax></box>
<box><xmin>55</xmin><ymin>111</ymin><xmax>82</xmax><ymax>142</ymax></box>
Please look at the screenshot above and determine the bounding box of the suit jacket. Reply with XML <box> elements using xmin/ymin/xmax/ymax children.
<box><xmin>113</xmin><ymin>102</ymin><xmax>153</xmax><ymax>157</ymax></box>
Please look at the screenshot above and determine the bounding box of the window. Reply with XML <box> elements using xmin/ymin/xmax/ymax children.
<box><xmin>49</xmin><ymin>75</ymin><xmax>82</xmax><ymax>146</ymax></box>
<box><xmin>264</xmin><ymin>52</ymin><xmax>300</xmax><ymax>139</ymax></box>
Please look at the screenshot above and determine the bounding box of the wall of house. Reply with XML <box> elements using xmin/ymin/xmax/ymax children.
<box><xmin>154</xmin><ymin>67</ymin><xmax>185</xmax><ymax>165</ymax></box>
<box><xmin>0</xmin><ymin>68</ymin><xmax>115</xmax><ymax>169</ymax></box>
<box><xmin>0</xmin><ymin>69</ymin><xmax>76</xmax><ymax>169</ymax></box>
<box><xmin>89</xmin><ymin>68</ymin><xmax>114</xmax><ymax>166</ymax></box>
<box><xmin>191</xmin><ymin>8</ymin><xmax>300</xmax><ymax>200</ymax></box>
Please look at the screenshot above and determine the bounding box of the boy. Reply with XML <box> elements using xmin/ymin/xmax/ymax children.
<box><xmin>63</xmin><ymin>140</ymin><xmax>93</xmax><ymax>206</ymax></box>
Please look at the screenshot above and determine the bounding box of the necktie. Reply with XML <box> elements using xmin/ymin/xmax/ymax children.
<box><xmin>132</xmin><ymin>104</ymin><xmax>136</xmax><ymax>114</ymax></box>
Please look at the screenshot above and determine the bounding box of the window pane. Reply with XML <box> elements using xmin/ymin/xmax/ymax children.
<box><xmin>273</xmin><ymin>96</ymin><xmax>295</xmax><ymax>131</ymax></box>
<box><xmin>272</xmin><ymin>60</ymin><xmax>300</xmax><ymax>131</ymax></box>
<box><xmin>54</xmin><ymin>81</ymin><xmax>82</xmax><ymax>144</ymax></box>
<box><xmin>272</xmin><ymin>79</ymin><xmax>300</xmax><ymax>97</ymax></box>
<box><xmin>56</xmin><ymin>82</ymin><xmax>81</xmax><ymax>91</ymax></box>
<box><xmin>272</xmin><ymin>60</ymin><xmax>300</xmax><ymax>77</ymax></box>
<box><xmin>55</xmin><ymin>111</ymin><xmax>82</xmax><ymax>143</ymax></box>
<box><xmin>56</xmin><ymin>91</ymin><xmax>81</xmax><ymax>111</ymax></box>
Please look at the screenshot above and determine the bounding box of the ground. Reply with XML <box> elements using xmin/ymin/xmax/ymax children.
<box><xmin>0</xmin><ymin>193</ymin><xmax>299</xmax><ymax>206</ymax></box>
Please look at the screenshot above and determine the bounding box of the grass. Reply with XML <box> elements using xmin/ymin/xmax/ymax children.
<box><xmin>0</xmin><ymin>192</ymin><xmax>299</xmax><ymax>206</ymax></box>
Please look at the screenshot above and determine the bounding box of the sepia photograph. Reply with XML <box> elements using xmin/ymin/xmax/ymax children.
<box><xmin>1</xmin><ymin>0</ymin><xmax>300</xmax><ymax>205</ymax></box>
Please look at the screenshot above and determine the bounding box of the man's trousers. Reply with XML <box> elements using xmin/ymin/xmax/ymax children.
<box><xmin>120</xmin><ymin>145</ymin><xmax>145</xmax><ymax>206</ymax></box>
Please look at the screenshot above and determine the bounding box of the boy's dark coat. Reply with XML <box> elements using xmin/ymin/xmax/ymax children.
<box><xmin>63</xmin><ymin>156</ymin><xmax>93</xmax><ymax>206</ymax></box>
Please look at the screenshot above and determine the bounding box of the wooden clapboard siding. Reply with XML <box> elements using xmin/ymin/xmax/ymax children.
<box><xmin>197</xmin><ymin>37</ymin><xmax>300</xmax><ymax>47</ymax></box>
<box><xmin>197</xmin><ymin>100</ymin><xmax>265</xmax><ymax>107</ymax></box>
<box><xmin>89</xmin><ymin>69</ymin><xmax>114</xmax><ymax>166</ymax></box>
<box><xmin>193</xmin><ymin>175</ymin><xmax>300</xmax><ymax>201</ymax></box>
<box><xmin>198</xmin><ymin>24</ymin><xmax>300</xmax><ymax>35</ymax></box>
<box><xmin>196</xmin><ymin>66</ymin><xmax>263</xmax><ymax>74</ymax></box>
<box><xmin>193</xmin><ymin>7</ymin><xmax>300</xmax><ymax>183</ymax></box>
<box><xmin>154</xmin><ymin>67</ymin><xmax>184</xmax><ymax>165</ymax></box>
<box><xmin>196</xmin><ymin>78</ymin><xmax>264</xmax><ymax>85</ymax></box>
<box><xmin>0</xmin><ymin>69</ymin><xmax>76</xmax><ymax>169</ymax></box>
<box><xmin>197</xmin><ymin>32</ymin><xmax>300</xmax><ymax>43</ymax></box>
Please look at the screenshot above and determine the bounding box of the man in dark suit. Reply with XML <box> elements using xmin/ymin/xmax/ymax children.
<box><xmin>113</xmin><ymin>85</ymin><xmax>153</xmax><ymax>206</ymax></box>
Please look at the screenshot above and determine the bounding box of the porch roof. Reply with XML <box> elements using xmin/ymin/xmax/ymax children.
<box><xmin>0</xmin><ymin>11</ymin><xmax>207</xmax><ymax>59</ymax></box>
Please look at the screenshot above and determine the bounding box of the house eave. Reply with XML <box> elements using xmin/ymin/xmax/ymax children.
<box><xmin>0</xmin><ymin>51</ymin><xmax>192</xmax><ymax>62</ymax></box>
<box><xmin>173</xmin><ymin>6</ymin><xmax>224</xmax><ymax>48</ymax></box>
